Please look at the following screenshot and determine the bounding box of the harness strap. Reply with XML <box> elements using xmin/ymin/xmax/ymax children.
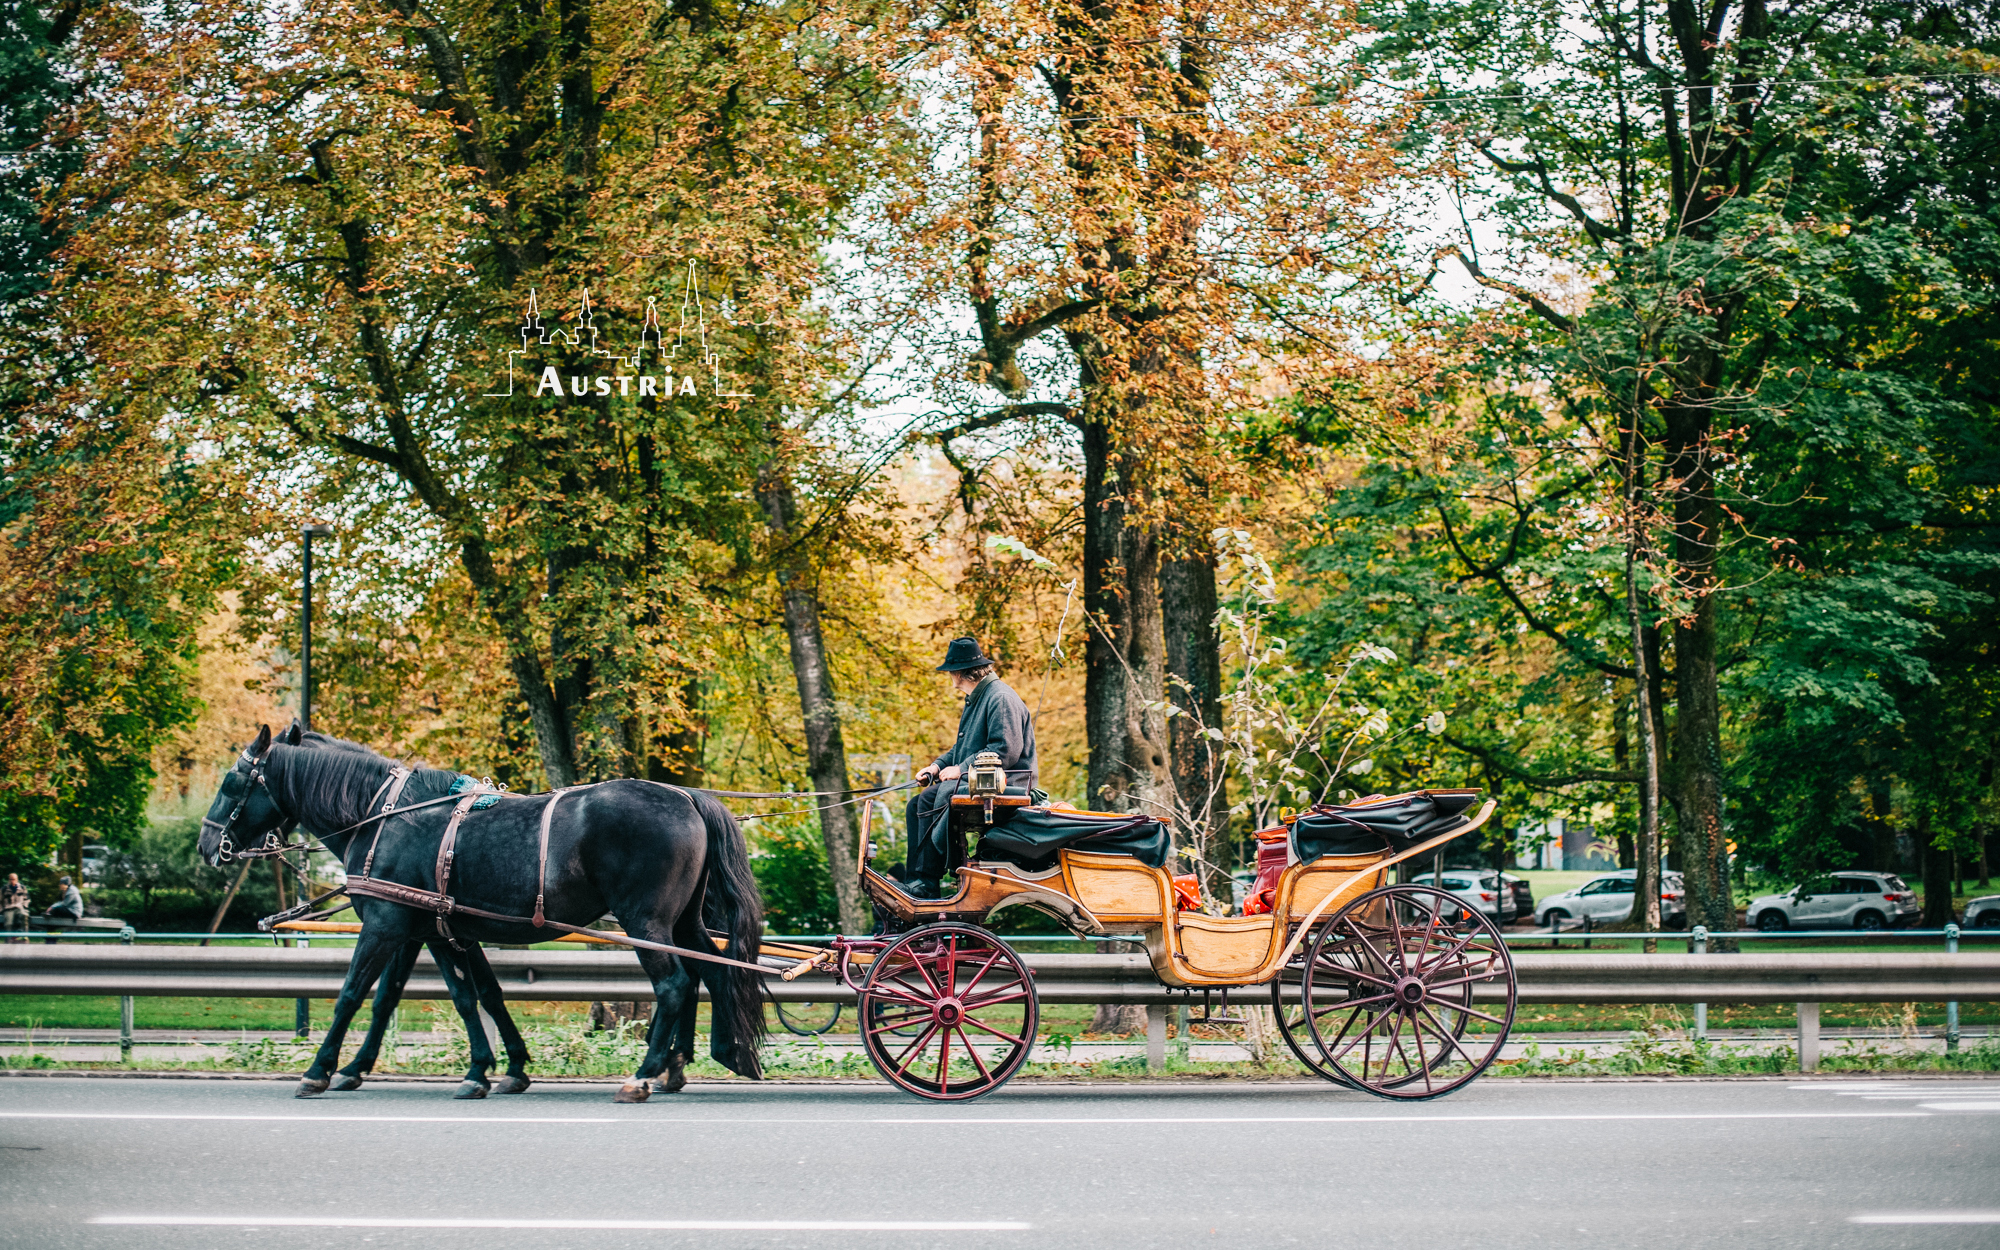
<box><xmin>339</xmin><ymin>876</ymin><xmax>774</xmax><ymax>976</ymax></box>
<box><xmin>433</xmin><ymin>793</ymin><xmax>479</xmax><ymax>950</ymax></box>
<box><xmin>359</xmin><ymin>767</ymin><xmax>413</xmax><ymax>878</ymax></box>
<box><xmin>534</xmin><ymin>788</ymin><xmax>574</xmax><ymax>927</ymax></box>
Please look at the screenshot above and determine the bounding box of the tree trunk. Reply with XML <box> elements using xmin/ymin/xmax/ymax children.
<box><xmin>757</xmin><ymin>472</ymin><xmax>865</xmax><ymax>934</ymax></box>
<box><xmin>1622</xmin><ymin>413</ymin><xmax>1663</xmax><ymax>937</ymax></box>
<box><xmin>1080</xmin><ymin>413</ymin><xmax>1170</xmax><ymax>815</ymax></box>
<box><xmin>1162</xmin><ymin>549</ymin><xmax>1225</xmax><ymax>894</ymax></box>
<box><xmin>1661</xmin><ymin>386</ymin><xmax>1734</xmax><ymax>937</ymax></box>
<box><xmin>1918</xmin><ymin>807</ymin><xmax>1955</xmax><ymax>927</ymax></box>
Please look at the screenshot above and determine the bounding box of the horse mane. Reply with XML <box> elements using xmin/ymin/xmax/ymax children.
<box><xmin>269</xmin><ymin>734</ymin><xmax>450</xmax><ymax>833</ymax></box>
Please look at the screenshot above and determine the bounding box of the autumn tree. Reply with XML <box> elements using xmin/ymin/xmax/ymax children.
<box><xmin>51</xmin><ymin>0</ymin><xmax>895</xmax><ymax>909</ymax></box>
<box><xmin>864</xmin><ymin>0</ymin><xmax>1426</xmax><ymax>842</ymax></box>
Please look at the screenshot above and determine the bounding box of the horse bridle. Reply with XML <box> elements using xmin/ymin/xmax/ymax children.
<box><xmin>201</xmin><ymin>743</ymin><xmax>299</xmax><ymax>864</ymax></box>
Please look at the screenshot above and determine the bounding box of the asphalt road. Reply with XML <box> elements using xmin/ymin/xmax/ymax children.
<box><xmin>2</xmin><ymin>1075</ymin><xmax>1996</xmax><ymax>1249</ymax></box>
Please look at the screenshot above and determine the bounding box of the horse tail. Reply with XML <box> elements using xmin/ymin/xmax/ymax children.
<box><xmin>690</xmin><ymin>789</ymin><xmax>768</xmax><ymax>1077</ymax></box>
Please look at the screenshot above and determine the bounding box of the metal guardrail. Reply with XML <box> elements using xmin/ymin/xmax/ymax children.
<box><xmin>3</xmin><ymin>944</ymin><xmax>1996</xmax><ymax>1007</ymax></box>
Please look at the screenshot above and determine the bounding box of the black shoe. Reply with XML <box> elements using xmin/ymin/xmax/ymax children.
<box><xmin>897</xmin><ymin>877</ymin><xmax>941</xmax><ymax>901</ymax></box>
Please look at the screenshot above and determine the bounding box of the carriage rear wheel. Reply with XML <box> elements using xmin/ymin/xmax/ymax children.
<box><xmin>858</xmin><ymin>923</ymin><xmax>1039</xmax><ymax>1101</ymax></box>
<box><xmin>1273</xmin><ymin>915</ymin><xmax>1474</xmax><ymax>1092</ymax></box>
<box><xmin>1300</xmin><ymin>884</ymin><xmax>1515</xmax><ymax>1100</ymax></box>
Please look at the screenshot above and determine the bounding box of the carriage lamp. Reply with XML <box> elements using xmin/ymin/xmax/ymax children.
<box><xmin>968</xmin><ymin>750</ymin><xmax>1006</xmax><ymax>823</ymax></box>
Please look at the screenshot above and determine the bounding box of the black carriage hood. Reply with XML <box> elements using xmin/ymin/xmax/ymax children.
<box><xmin>975</xmin><ymin>805</ymin><xmax>1173</xmax><ymax>870</ymax></box>
<box><xmin>1289</xmin><ymin>790</ymin><xmax>1483</xmax><ymax>864</ymax></box>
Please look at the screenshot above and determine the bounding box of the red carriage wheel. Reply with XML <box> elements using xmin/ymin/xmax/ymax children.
<box><xmin>858</xmin><ymin>922</ymin><xmax>1039</xmax><ymax>1101</ymax></box>
<box><xmin>1301</xmin><ymin>885</ymin><xmax>1515</xmax><ymax>1100</ymax></box>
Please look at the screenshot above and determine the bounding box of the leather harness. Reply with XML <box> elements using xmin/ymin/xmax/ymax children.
<box><xmin>337</xmin><ymin>779</ymin><xmax>775</xmax><ymax>975</ymax></box>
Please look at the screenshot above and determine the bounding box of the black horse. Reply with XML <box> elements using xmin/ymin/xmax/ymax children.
<box><xmin>197</xmin><ymin>723</ymin><xmax>766</xmax><ymax>1101</ymax></box>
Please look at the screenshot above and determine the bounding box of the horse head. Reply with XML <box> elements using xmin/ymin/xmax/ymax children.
<box><xmin>197</xmin><ymin>720</ymin><xmax>303</xmax><ymax>865</ymax></box>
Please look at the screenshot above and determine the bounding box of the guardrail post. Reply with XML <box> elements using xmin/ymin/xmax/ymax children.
<box><xmin>1173</xmin><ymin>1003</ymin><xmax>1189</xmax><ymax>1063</ymax></box>
<box><xmin>295</xmin><ymin>935</ymin><xmax>311</xmax><ymax>1040</ymax></box>
<box><xmin>1797</xmin><ymin>1001</ymin><xmax>1819</xmax><ymax>1072</ymax></box>
<box><xmin>1691</xmin><ymin>926</ymin><xmax>1708</xmax><ymax>1041</ymax></box>
<box><xmin>1146</xmin><ymin>1005</ymin><xmax>1167</xmax><ymax>1073</ymax></box>
<box><xmin>1945</xmin><ymin>924</ymin><xmax>1960</xmax><ymax>1055</ymax></box>
<box><xmin>118</xmin><ymin>925</ymin><xmax>134</xmax><ymax>1063</ymax></box>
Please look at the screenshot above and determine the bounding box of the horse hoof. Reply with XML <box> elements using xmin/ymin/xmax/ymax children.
<box><xmin>453</xmin><ymin>1080</ymin><xmax>489</xmax><ymax>1100</ymax></box>
<box><xmin>491</xmin><ymin>1074</ymin><xmax>531</xmax><ymax>1095</ymax></box>
<box><xmin>613</xmin><ymin>1081</ymin><xmax>651</xmax><ymax>1104</ymax></box>
<box><xmin>329</xmin><ymin>1072</ymin><xmax>364</xmax><ymax>1092</ymax></box>
<box><xmin>295</xmin><ymin>1078</ymin><xmax>330</xmax><ymax>1098</ymax></box>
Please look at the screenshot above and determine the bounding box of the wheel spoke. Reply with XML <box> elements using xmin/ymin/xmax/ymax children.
<box><xmin>936</xmin><ymin>1019</ymin><xmax>953</xmax><ymax>1088</ymax></box>
<box><xmin>874</xmin><ymin>973</ymin><xmax>938</xmax><ymax>1008</ymax></box>
<box><xmin>1319</xmin><ymin>960</ymin><xmax>1394</xmax><ymax>990</ymax></box>
<box><xmin>960</xmin><ymin>985</ymin><xmax>1031</xmax><ymax>1011</ymax></box>
<box><xmin>955</xmin><ymin>1027</ymin><xmax>994</xmax><ymax>1084</ymax></box>
<box><xmin>903</xmin><ymin>949</ymin><xmax>944</xmax><ymax>999</ymax></box>
<box><xmin>1374</xmin><ymin>1007</ymin><xmax>1410</xmax><ymax>1084</ymax></box>
<box><xmin>1408</xmin><ymin>1007</ymin><xmax>1434</xmax><ymax>1093</ymax></box>
<box><xmin>1418</xmin><ymin>968</ymin><xmax>1508</xmax><ymax>994</ymax></box>
<box><xmin>866</xmin><ymin>1007</ymin><xmax>932</xmax><ymax>1033</ymax></box>
<box><xmin>889</xmin><ymin>1021</ymin><xmax>942</xmax><ymax>1072</ymax></box>
<box><xmin>1436</xmin><ymin>1002</ymin><xmax>1508</xmax><ymax>1027</ymax></box>
<box><xmin>1417</xmin><ymin>1004</ymin><xmax>1482</xmax><ymax>1067</ymax></box>
<box><xmin>957</xmin><ymin>1013</ymin><xmax>1029</xmax><ymax>1046</ymax></box>
<box><xmin>1308</xmin><ymin>989</ymin><xmax>1393</xmax><ymax>1019</ymax></box>
<box><xmin>1385</xmin><ymin>900</ymin><xmax>1408</xmax><ymax>979</ymax></box>
<box><xmin>1323</xmin><ymin>1000</ymin><xmax>1397</xmax><ymax>1067</ymax></box>
<box><xmin>955</xmin><ymin>946</ymin><xmax>1006</xmax><ymax>1000</ymax></box>
<box><xmin>1343</xmin><ymin>923</ymin><xmax>1397</xmax><ymax>981</ymax></box>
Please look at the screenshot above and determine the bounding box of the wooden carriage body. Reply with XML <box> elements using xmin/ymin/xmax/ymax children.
<box><xmin>857</xmin><ymin>790</ymin><xmax>1498</xmax><ymax>989</ymax></box>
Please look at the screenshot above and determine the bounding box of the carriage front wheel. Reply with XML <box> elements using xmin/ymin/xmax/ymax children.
<box><xmin>858</xmin><ymin>922</ymin><xmax>1039</xmax><ymax>1101</ymax></box>
<box><xmin>1298</xmin><ymin>884</ymin><xmax>1516</xmax><ymax>1100</ymax></box>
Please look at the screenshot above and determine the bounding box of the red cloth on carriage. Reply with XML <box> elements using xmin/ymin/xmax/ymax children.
<box><xmin>1240</xmin><ymin>824</ymin><xmax>1290</xmax><ymax>916</ymax></box>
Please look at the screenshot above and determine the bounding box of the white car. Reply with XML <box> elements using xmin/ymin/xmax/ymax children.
<box><xmin>1537</xmin><ymin>870</ymin><xmax>1686</xmax><ymax>928</ymax></box>
<box><xmin>1958</xmin><ymin>894</ymin><xmax>2000</xmax><ymax>930</ymax></box>
<box><xmin>1408</xmin><ymin>871</ymin><xmax>1519</xmax><ymax>923</ymax></box>
<box><xmin>1746</xmin><ymin>872</ymin><xmax>1920</xmax><ymax>931</ymax></box>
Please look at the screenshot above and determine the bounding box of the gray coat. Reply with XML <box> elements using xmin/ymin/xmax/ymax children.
<box><xmin>933</xmin><ymin>675</ymin><xmax>1038</xmax><ymax>787</ymax></box>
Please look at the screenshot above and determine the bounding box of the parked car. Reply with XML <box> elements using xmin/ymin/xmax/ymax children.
<box><xmin>1408</xmin><ymin>871</ymin><xmax>1520</xmax><ymax>923</ymax></box>
<box><xmin>1537</xmin><ymin>869</ymin><xmax>1686</xmax><ymax>928</ymax></box>
<box><xmin>1746</xmin><ymin>872</ymin><xmax>1920</xmax><ymax>931</ymax></box>
<box><xmin>80</xmin><ymin>844</ymin><xmax>110</xmax><ymax>882</ymax></box>
<box><xmin>1503</xmin><ymin>873</ymin><xmax>1534</xmax><ymax>921</ymax></box>
<box><xmin>1960</xmin><ymin>893</ymin><xmax>2000</xmax><ymax>930</ymax></box>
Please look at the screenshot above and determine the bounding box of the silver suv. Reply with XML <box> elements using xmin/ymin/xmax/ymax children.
<box><xmin>1747</xmin><ymin>872</ymin><xmax>1919</xmax><ymax>931</ymax></box>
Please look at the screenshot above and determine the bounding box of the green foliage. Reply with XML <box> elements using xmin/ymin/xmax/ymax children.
<box><xmin>748</xmin><ymin>815</ymin><xmax>841</xmax><ymax>935</ymax></box>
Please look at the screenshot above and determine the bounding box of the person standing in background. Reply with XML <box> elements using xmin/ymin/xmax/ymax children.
<box><xmin>1</xmin><ymin>873</ymin><xmax>28</xmax><ymax>943</ymax></box>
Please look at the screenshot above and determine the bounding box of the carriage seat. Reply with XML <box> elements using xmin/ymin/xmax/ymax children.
<box><xmin>1288</xmin><ymin>789</ymin><xmax>1482</xmax><ymax>864</ymax></box>
<box><xmin>963</xmin><ymin>801</ymin><xmax>1172</xmax><ymax>871</ymax></box>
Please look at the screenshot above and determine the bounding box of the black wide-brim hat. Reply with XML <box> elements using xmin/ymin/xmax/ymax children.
<box><xmin>936</xmin><ymin>635</ymin><xmax>995</xmax><ymax>672</ymax></box>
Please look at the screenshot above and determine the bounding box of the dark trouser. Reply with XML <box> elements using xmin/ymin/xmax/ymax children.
<box><xmin>904</xmin><ymin>783</ymin><xmax>956</xmax><ymax>883</ymax></box>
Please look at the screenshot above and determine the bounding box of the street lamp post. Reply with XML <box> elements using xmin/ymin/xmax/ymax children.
<box><xmin>295</xmin><ymin>523</ymin><xmax>333</xmax><ymax>1040</ymax></box>
<box><xmin>302</xmin><ymin>523</ymin><xmax>333</xmax><ymax>733</ymax></box>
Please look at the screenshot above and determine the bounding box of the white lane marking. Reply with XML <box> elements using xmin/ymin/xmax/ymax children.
<box><xmin>1918</xmin><ymin>1101</ymin><xmax>2000</xmax><ymax>1111</ymax></box>
<box><xmin>1850</xmin><ymin>1213</ymin><xmax>2000</xmax><ymax>1225</ymax></box>
<box><xmin>91</xmin><ymin>1216</ymin><xmax>1030</xmax><ymax>1231</ymax></box>
<box><xmin>0</xmin><ymin>1112</ymin><xmax>615</xmax><ymax>1124</ymax></box>
<box><xmin>869</xmin><ymin>1112</ymin><xmax>1929</xmax><ymax>1124</ymax></box>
